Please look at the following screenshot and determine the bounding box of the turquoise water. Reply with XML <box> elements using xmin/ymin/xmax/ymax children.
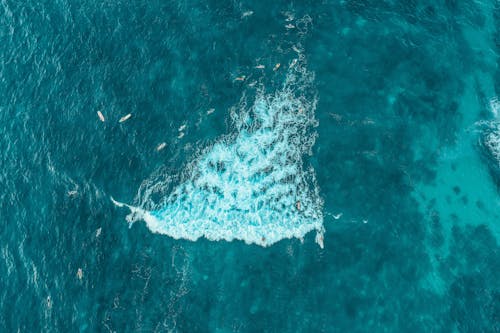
<box><xmin>1</xmin><ymin>1</ymin><xmax>499</xmax><ymax>332</ymax></box>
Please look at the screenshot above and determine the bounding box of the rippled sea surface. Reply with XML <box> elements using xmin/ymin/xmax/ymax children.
<box><xmin>1</xmin><ymin>1</ymin><xmax>499</xmax><ymax>332</ymax></box>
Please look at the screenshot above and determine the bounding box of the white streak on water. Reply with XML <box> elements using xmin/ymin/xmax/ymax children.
<box><xmin>489</xmin><ymin>96</ymin><xmax>500</xmax><ymax>118</ymax></box>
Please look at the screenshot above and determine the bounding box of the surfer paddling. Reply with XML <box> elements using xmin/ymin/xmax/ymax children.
<box><xmin>97</xmin><ymin>111</ymin><xmax>105</xmax><ymax>122</ymax></box>
<box><xmin>156</xmin><ymin>142</ymin><xmax>167</xmax><ymax>151</ymax></box>
<box><xmin>119</xmin><ymin>114</ymin><xmax>132</xmax><ymax>123</ymax></box>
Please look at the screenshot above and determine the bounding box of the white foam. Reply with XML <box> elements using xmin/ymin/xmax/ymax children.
<box><xmin>489</xmin><ymin>97</ymin><xmax>500</xmax><ymax>118</ymax></box>
<box><xmin>122</xmin><ymin>59</ymin><xmax>324</xmax><ymax>247</ymax></box>
<box><xmin>483</xmin><ymin>121</ymin><xmax>500</xmax><ymax>166</ymax></box>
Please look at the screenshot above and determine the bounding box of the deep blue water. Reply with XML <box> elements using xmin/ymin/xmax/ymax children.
<box><xmin>1</xmin><ymin>1</ymin><xmax>499</xmax><ymax>332</ymax></box>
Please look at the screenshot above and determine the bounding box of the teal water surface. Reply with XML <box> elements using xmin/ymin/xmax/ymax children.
<box><xmin>0</xmin><ymin>1</ymin><xmax>499</xmax><ymax>332</ymax></box>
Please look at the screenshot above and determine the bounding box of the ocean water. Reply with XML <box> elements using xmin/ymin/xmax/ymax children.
<box><xmin>0</xmin><ymin>0</ymin><xmax>499</xmax><ymax>332</ymax></box>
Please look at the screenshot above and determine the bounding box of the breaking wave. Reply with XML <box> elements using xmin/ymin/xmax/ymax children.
<box><xmin>116</xmin><ymin>56</ymin><xmax>325</xmax><ymax>247</ymax></box>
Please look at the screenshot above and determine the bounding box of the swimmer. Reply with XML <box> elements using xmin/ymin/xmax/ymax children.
<box><xmin>235</xmin><ymin>76</ymin><xmax>246</xmax><ymax>81</ymax></box>
<box><xmin>242</xmin><ymin>10</ymin><xmax>253</xmax><ymax>18</ymax></box>
<box><xmin>273</xmin><ymin>63</ymin><xmax>281</xmax><ymax>71</ymax></box>
<box><xmin>254</xmin><ymin>64</ymin><xmax>265</xmax><ymax>69</ymax></box>
<box><xmin>46</xmin><ymin>296</ymin><xmax>52</xmax><ymax>309</ymax></box>
<box><xmin>119</xmin><ymin>113</ymin><xmax>132</xmax><ymax>123</ymax></box>
<box><xmin>156</xmin><ymin>142</ymin><xmax>166</xmax><ymax>151</ymax></box>
<box><xmin>97</xmin><ymin>111</ymin><xmax>105</xmax><ymax>122</ymax></box>
<box><xmin>96</xmin><ymin>227</ymin><xmax>102</xmax><ymax>237</ymax></box>
<box><xmin>333</xmin><ymin>213</ymin><xmax>343</xmax><ymax>219</ymax></box>
<box><xmin>290</xmin><ymin>59</ymin><xmax>298</xmax><ymax>68</ymax></box>
<box><xmin>178</xmin><ymin>124</ymin><xmax>187</xmax><ymax>132</ymax></box>
<box><xmin>285</xmin><ymin>24</ymin><xmax>295</xmax><ymax>29</ymax></box>
<box><xmin>77</xmin><ymin>268</ymin><xmax>83</xmax><ymax>280</ymax></box>
<box><xmin>67</xmin><ymin>190</ymin><xmax>78</xmax><ymax>197</ymax></box>
<box><xmin>207</xmin><ymin>108</ymin><xmax>215</xmax><ymax>115</ymax></box>
<box><xmin>178</xmin><ymin>132</ymin><xmax>185</xmax><ymax>139</ymax></box>
<box><xmin>295</xmin><ymin>201</ymin><xmax>301</xmax><ymax>210</ymax></box>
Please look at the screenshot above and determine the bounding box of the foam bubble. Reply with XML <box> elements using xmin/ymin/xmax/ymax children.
<box><xmin>124</xmin><ymin>58</ymin><xmax>324</xmax><ymax>247</ymax></box>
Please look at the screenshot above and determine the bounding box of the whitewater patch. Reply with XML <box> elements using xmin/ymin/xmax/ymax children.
<box><xmin>479</xmin><ymin>120</ymin><xmax>500</xmax><ymax>167</ymax></box>
<box><xmin>477</xmin><ymin>98</ymin><xmax>500</xmax><ymax>168</ymax></box>
<box><xmin>489</xmin><ymin>97</ymin><xmax>500</xmax><ymax>118</ymax></box>
<box><xmin>115</xmin><ymin>59</ymin><xmax>325</xmax><ymax>247</ymax></box>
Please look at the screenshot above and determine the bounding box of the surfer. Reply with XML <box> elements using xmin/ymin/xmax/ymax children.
<box><xmin>119</xmin><ymin>114</ymin><xmax>132</xmax><ymax>123</ymax></box>
<box><xmin>156</xmin><ymin>142</ymin><xmax>166</xmax><ymax>151</ymax></box>
<box><xmin>97</xmin><ymin>111</ymin><xmax>105</xmax><ymax>122</ymax></box>
<box><xmin>241</xmin><ymin>10</ymin><xmax>253</xmax><ymax>18</ymax></box>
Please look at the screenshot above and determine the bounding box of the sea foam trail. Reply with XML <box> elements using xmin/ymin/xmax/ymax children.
<box><xmin>116</xmin><ymin>58</ymin><xmax>325</xmax><ymax>247</ymax></box>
